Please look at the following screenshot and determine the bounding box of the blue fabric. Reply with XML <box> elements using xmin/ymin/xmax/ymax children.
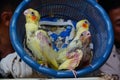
<box><xmin>41</xmin><ymin>18</ymin><xmax>75</xmax><ymax>51</ymax></box>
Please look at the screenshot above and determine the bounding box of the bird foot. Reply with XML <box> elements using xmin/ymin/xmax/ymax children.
<box><xmin>70</xmin><ymin>69</ymin><xmax>77</xmax><ymax>78</ymax></box>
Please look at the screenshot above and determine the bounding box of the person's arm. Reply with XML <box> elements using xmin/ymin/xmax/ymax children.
<box><xmin>0</xmin><ymin>52</ymin><xmax>48</xmax><ymax>78</ymax></box>
<box><xmin>0</xmin><ymin>52</ymin><xmax>34</xmax><ymax>78</ymax></box>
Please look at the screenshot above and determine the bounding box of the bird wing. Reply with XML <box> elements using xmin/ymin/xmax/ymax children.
<box><xmin>35</xmin><ymin>30</ymin><xmax>58</xmax><ymax>69</ymax></box>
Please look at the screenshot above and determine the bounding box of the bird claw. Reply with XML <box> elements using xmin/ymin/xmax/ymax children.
<box><xmin>69</xmin><ymin>69</ymin><xmax>77</xmax><ymax>78</ymax></box>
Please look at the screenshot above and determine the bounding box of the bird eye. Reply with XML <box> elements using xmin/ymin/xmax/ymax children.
<box><xmin>81</xmin><ymin>33</ymin><xmax>84</xmax><ymax>36</ymax></box>
<box><xmin>31</xmin><ymin>12</ymin><xmax>35</xmax><ymax>16</ymax></box>
<box><xmin>84</xmin><ymin>20</ymin><xmax>88</xmax><ymax>24</ymax></box>
<box><xmin>87</xmin><ymin>33</ymin><xmax>90</xmax><ymax>35</ymax></box>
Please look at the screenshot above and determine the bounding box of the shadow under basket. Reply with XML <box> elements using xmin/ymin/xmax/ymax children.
<box><xmin>10</xmin><ymin>0</ymin><xmax>114</xmax><ymax>78</ymax></box>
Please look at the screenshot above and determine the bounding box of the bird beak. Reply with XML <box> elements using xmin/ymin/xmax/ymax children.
<box><xmin>24</xmin><ymin>9</ymin><xmax>29</xmax><ymax>15</ymax></box>
<box><xmin>87</xmin><ymin>31</ymin><xmax>91</xmax><ymax>38</ymax></box>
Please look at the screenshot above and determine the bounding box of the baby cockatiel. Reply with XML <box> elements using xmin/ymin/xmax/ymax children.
<box><xmin>24</xmin><ymin>8</ymin><xmax>42</xmax><ymax>61</ymax></box>
<box><xmin>67</xmin><ymin>19</ymin><xmax>90</xmax><ymax>52</ymax></box>
<box><xmin>24</xmin><ymin>8</ymin><xmax>58</xmax><ymax>69</ymax></box>
<box><xmin>57</xmin><ymin>31</ymin><xmax>92</xmax><ymax>77</ymax></box>
<box><xmin>78</xmin><ymin>30</ymin><xmax>93</xmax><ymax>68</ymax></box>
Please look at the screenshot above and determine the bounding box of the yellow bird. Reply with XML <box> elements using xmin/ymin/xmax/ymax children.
<box><xmin>24</xmin><ymin>8</ymin><xmax>58</xmax><ymax>69</ymax></box>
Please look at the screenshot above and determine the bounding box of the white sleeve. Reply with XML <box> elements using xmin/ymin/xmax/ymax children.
<box><xmin>100</xmin><ymin>46</ymin><xmax>120</xmax><ymax>78</ymax></box>
<box><xmin>0</xmin><ymin>52</ymin><xmax>33</xmax><ymax>78</ymax></box>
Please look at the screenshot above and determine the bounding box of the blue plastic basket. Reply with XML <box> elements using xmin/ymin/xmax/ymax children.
<box><xmin>10</xmin><ymin>0</ymin><xmax>114</xmax><ymax>78</ymax></box>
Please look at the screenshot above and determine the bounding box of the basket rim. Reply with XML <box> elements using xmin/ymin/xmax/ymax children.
<box><xmin>10</xmin><ymin>0</ymin><xmax>114</xmax><ymax>78</ymax></box>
